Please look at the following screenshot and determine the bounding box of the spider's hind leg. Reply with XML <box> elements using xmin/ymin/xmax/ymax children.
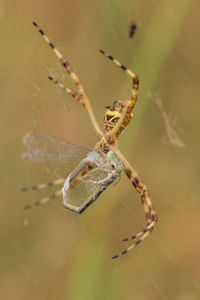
<box><xmin>21</xmin><ymin>177</ymin><xmax>65</xmax><ymax>192</ymax></box>
<box><xmin>24</xmin><ymin>189</ymin><xmax>62</xmax><ymax>210</ymax></box>
<box><xmin>110</xmin><ymin>150</ymin><xmax>158</xmax><ymax>259</ymax></box>
<box><xmin>111</xmin><ymin>221</ymin><xmax>156</xmax><ymax>259</ymax></box>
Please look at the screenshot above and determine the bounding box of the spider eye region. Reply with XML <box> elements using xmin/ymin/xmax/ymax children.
<box><xmin>107</xmin><ymin>151</ymin><xmax>124</xmax><ymax>171</ymax></box>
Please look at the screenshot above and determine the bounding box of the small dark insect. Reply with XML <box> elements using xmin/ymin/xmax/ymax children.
<box><xmin>129</xmin><ymin>23</ymin><xmax>137</xmax><ymax>38</ymax></box>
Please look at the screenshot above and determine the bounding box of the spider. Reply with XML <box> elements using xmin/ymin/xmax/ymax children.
<box><xmin>22</xmin><ymin>22</ymin><xmax>158</xmax><ymax>259</ymax></box>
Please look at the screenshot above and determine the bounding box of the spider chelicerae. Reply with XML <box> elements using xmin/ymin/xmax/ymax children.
<box><xmin>22</xmin><ymin>21</ymin><xmax>158</xmax><ymax>259</ymax></box>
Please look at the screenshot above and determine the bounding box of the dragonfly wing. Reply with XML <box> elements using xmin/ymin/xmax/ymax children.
<box><xmin>62</xmin><ymin>150</ymin><xmax>119</xmax><ymax>210</ymax></box>
<box><xmin>22</xmin><ymin>131</ymin><xmax>91</xmax><ymax>165</ymax></box>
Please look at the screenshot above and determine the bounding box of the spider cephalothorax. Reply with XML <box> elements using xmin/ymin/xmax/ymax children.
<box><xmin>103</xmin><ymin>99</ymin><xmax>134</xmax><ymax>146</ymax></box>
<box><xmin>22</xmin><ymin>22</ymin><xmax>158</xmax><ymax>260</ymax></box>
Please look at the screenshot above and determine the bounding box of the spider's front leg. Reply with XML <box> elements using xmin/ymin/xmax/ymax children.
<box><xmin>99</xmin><ymin>50</ymin><xmax>139</xmax><ymax>144</ymax></box>
<box><xmin>32</xmin><ymin>22</ymin><xmax>103</xmax><ymax>138</ymax></box>
<box><xmin>111</xmin><ymin>149</ymin><xmax>158</xmax><ymax>259</ymax></box>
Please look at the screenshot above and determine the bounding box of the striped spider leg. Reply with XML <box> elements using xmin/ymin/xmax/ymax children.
<box><xmin>32</xmin><ymin>22</ymin><xmax>103</xmax><ymax>138</ymax></box>
<box><xmin>110</xmin><ymin>148</ymin><xmax>158</xmax><ymax>259</ymax></box>
<box><xmin>99</xmin><ymin>50</ymin><xmax>139</xmax><ymax>145</ymax></box>
<box><xmin>98</xmin><ymin>51</ymin><xmax>158</xmax><ymax>259</ymax></box>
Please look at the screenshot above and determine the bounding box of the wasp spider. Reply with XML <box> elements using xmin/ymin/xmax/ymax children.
<box><xmin>22</xmin><ymin>22</ymin><xmax>158</xmax><ymax>259</ymax></box>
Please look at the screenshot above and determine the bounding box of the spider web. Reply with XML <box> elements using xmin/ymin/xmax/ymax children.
<box><xmin>2</xmin><ymin>1</ymin><xmax>200</xmax><ymax>300</ymax></box>
<box><xmin>24</xmin><ymin>2</ymin><xmax>200</xmax><ymax>300</ymax></box>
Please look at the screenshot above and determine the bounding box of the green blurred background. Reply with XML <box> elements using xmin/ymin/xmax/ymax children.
<box><xmin>1</xmin><ymin>0</ymin><xmax>200</xmax><ymax>299</ymax></box>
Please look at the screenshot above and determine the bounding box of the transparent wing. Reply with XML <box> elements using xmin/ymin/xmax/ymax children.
<box><xmin>66</xmin><ymin>168</ymin><xmax>118</xmax><ymax>210</ymax></box>
<box><xmin>62</xmin><ymin>151</ymin><xmax>120</xmax><ymax>212</ymax></box>
<box><xmin>22</xmin><ymin>131</ymin><xmax>91</xmax><ymax>165</ymax></box>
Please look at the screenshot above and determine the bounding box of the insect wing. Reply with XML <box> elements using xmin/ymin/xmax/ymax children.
<box><xmin>22</xmin><ymin>131</ymin><xmax>90</xmax><ymax>165</ymax></box>
<box><xmin>62</xmin><ymin>151</ymin><xmax>119</xmax><ymax>210</ymax></box>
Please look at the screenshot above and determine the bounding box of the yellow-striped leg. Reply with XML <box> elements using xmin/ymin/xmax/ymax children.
<box><xmin>21</xmin><ymin>177</ymin><xmax>65</xmax><ymax>192</ymax></box>
<box><xmin>99</xmin><ymin>50</ymin><xmax>139</xmax><ymax>143</ymax></box>
<box><xmin>24</xmin><ymin>189</ymin><xmax>62</xmax><ymax>209</ymax></box>
<box><xmin>32</xmin><ymin>22</ymin><xmax>103</xmax><ymax>138</ymax></box>
<box><xmin>111</xmin><ymin>149</ymin><xmax>158</xmax><ymax>259</ymax></box>
<box><xmin>48</xmin><ymin>76</ymin><xmax>80</xmax><ymax>101</ymax></box>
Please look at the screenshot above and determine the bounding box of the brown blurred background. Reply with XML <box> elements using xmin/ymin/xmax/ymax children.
<box><xmin>1</xmin><ymin>0</ymin><xmax>200</xmax><ymax>299</ymax></box>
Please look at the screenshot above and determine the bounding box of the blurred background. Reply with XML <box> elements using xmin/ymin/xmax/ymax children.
<box><xmin>1</xmin><ymin>0</ymin><xmax>200</xmax><ymax>299</ymax></box>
